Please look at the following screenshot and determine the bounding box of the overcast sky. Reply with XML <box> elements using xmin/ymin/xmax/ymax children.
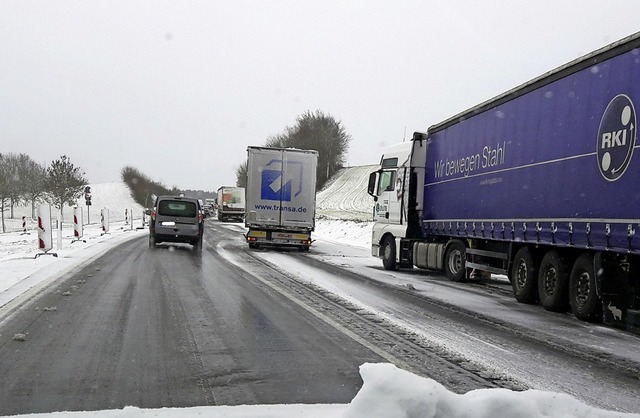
<box><xmin>2</xmin><ymin>1</ymin><xmax>640</xmax><ymax>192</ymax></box>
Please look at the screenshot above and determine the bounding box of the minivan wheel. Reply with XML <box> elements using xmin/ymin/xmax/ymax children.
<box><xmin>193</xmin><ymin>237</ymin><xmax>203</xmax><ymax>253</ymax></box>
<box><xmin>149</xmin><ymin>235</ymin><xmax>156</xmax><ymax>249</ymax></box>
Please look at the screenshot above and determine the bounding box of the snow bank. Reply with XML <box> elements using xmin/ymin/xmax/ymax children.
<box><xmin>314</xmin><ymin>218</ymin><xmax>373</xmax><ymax>249</ymax></box>
<box><xmin>8</xmin><ymin>364</ymin><xmax>637</xmax><ymax>418</ymax></box>
<box><xmin>346</xmin><ymin>363</ymin><xmax>637</xmax><ymax>418</ymax></box>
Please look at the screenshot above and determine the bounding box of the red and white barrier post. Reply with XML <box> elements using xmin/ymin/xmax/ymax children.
<box><xmin>101</xmin><ymin>208</ymin><xmax>110</xmax><ymax>235</ymax></box>
<box><xmin>72</xmin><ymin>206</ymin><xmax>86</xmax><ymax>243</ymax></box>
<box><xmin>21</xmin><ymin>216</ymin><xmax>28</xmax><ymax>235</ymax></box>
<box><xmin>35</xmin><ymin>204</ymin><xmax>57</xmax><ymax>258</ymax></box>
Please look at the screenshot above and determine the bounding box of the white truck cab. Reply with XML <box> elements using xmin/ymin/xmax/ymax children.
<box><xmin>368</xmin><ymin>139</ymin><xmax>426</xmax><ymax>270</ymax></box>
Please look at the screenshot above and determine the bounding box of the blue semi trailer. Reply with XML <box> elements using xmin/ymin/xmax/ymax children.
<box><xmin>368</xmin><ymin>32</ymin><xmax>640</xmax><ymax>329</ymax></box>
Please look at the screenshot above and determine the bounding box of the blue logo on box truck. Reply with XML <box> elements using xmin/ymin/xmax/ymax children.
<box><xmin>597</xmin><ymin>94</ymin><xmax>636</xmax><ymax>181</ymax></box>
<box><xmin>260</xmin><ymin>159</ymin><xmax>305</xmax><ymax>202</ymax></box>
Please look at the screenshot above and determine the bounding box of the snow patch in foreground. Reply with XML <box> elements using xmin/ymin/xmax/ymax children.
<box><xmin>14</xmin><ymin>363</ymin><xmax>638</xmax><ymax>418</ymax></box>
<box><xmin>348</xmin><ymin>363</ymin><xmax>636</xmax><ymax>418</ymax></box>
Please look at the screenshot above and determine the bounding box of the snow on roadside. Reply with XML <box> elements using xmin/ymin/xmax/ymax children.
<box><xmin>2</xmin><ymin>182</ymin><xmax>144</xmax><ymax>230</ymax></box>
<box><xmin>314</xmin><ymin>217</ymin><xmax>372</xmax><ymax>249</ymax></box>
<box><xmin>0</xmin><ymin>218</ymin><xmax>145</xmax><ymax>322</ymax></box>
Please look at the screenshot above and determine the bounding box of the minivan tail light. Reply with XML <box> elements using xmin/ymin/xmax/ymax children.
<box><xmin>151</xmin><ymin>211</ymin><xmax>156</xmax><ymax>220</ymax></box>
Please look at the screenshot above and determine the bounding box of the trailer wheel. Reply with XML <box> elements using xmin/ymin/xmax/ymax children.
<box><xmin>569</xmin><ymin>253</ymin><xmax>602</xmax><ymax>322</ymax></box>
<box><xmin>444</xmin><ymin>240</ymin><xmax>466</xmax><ymax>282</ymax></box>
<box><xmin>511</xmin><ymin>247</ymin><xmax>539</xmax><ymax>304</ymax></box>
<box><xmin>382</xmin><ymin>236</ymin><xmax>397</xmax><ymax>270</ymax></box>
<box><xmin>538</xmin><ymin>250</ymin><xmax>570</xmax><ymax>312</ymax></box>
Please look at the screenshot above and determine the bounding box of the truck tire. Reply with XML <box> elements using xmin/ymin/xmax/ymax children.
<box><xmin>511</xmin><ymin>247</ymin><xmax>539</xmax><ymax>304</ymax></box>
<box><xmin>382</xmin><ymin>236</ymin><xmax>397</xmax><ymax>270</ymax></box>
<box><xmin>538</xmin><ymin>250</ymin><xmax>570</xmax><ymax>312</ymax></box>
<box><xmin>569</xmin><ymin>253</ymin><xmax>602</xmax><ymax>322</ymax></box>
<box><xmin>444</xmin><ymin>240</ymin><xmax>466</xmax><ymax>282</ymax></box>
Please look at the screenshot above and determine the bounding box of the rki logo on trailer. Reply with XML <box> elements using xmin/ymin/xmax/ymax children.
<box><xmin>597</xmin><ymin>94</ymin><xmax>636</xmax><ymax>181</ymax></box>
<box><xmin>260</xmin><ymin>159</ymin><xmax>305</xmax><ymax>202</ymax></box>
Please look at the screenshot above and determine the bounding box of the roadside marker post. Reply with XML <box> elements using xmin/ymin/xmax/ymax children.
<box><xmin>71</xmin><ymin>206</ymin><xmax>86</xmax><ymax>244</ymax></box>
<box><xmin>34</xmin><ymin>204</ymin><xmax>58</xmax><ymax>258</ymax></box>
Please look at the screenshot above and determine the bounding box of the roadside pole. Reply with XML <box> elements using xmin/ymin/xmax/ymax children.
<box><xmin>56</xmin><ymin>207</ymin><xmax>63</xmax><ymax>250</ymax></box>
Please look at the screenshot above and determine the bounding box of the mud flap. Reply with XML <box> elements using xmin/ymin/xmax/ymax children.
<box><xmin>601</xmin><ymin>294</ymin><xmax>640</xmax><ymax>331</ymax></box>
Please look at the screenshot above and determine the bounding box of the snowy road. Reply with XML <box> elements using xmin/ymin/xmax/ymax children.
<box><xmin>0</xmin><ymin>223</ymin><xmax>381</xmax><ymax>415</ymax></box>
<box><xmin>227</xmin><ymin>223</ymin><xmax>640</xmax><ymax>413</ymax></box>
<box><xmin>1</xmin><ymin>218</ymin><xmax>639</xmax><ymax>415</ymax></box>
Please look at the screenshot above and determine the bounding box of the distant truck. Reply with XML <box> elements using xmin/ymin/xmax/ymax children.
<box><xmin>216</xmin><ymin>186</ymin><xmax>245</xmax><ymax>222</ymax></box>
<box><xmin>244</xmin><ymin>146</ymin><xmax>318</xmax><ymax>250</ymax></box>
<box><xmin>368</xmin><ymin>33</ymin><xmax>640</xmax><ymax>330</ymax></box>
<box><xmin>205</xmin><ymin>198</ymin><xmax>216</xmax><ymax>209</ymax></box>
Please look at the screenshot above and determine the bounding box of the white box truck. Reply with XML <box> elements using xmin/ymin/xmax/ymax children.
<box><xmin>216</xmin><ymin>186</ymin><xmax>245</xmax><ymax>222</ymax></box>
<box><xmin>245</xmin><ymin>146</ymin><xmax>318</xmax><ymax>251</ymax></box>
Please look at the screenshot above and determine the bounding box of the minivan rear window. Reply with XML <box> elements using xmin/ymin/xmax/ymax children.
<box><xmin>158</xmin><ymin>200</ymin><xmax>197</xmax><ymax>217</ymax></box>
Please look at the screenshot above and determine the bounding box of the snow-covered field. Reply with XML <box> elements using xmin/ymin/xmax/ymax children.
<box><xmin>1</xmin><ymin>176</ymin><xmax>637</xmax><ymax>418</ymax></box>
<box><xmin>316</xmin><ymin>164</ymin><xmax>376</xmax><ymax>221</ymax></box>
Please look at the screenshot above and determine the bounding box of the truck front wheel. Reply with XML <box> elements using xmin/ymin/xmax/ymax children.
<box><xmin>382</xmin><ymin>236</ymin><xmax>397</xmax><ymax>270</ymax></box>
<box><xmin>569</xmin><ymin>253</ymin><xmax>602</xmax><ymax>322</ymax></box>
<box><xmin>511</xmin><ymin>247</ymin><xmax>539</xmax><ymax>304</ymax></box>
<box><xmin>444</xmin><ymin>240</ymin><xmax>466</xmax><ymax>282</ymax></box>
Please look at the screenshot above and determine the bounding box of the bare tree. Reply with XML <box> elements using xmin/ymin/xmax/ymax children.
<box><xmin>0</xmin><ymin>153</ymin><xmax>29</xmax><ymax>227</ymax></box>
<box><xmin>286</xmin><ymin>110</ymin><xmax>351</xmax><ymax>189</ymax></box>
<box><xmin>121</xmin><ymin>166</ymin><xmax>173</xmax><ymax>207</ymax></box>
<box><xmin>5</xmin><ymin>154</ymin><xmax>24</xmax><ymax>219</ymax></box>
<box><xmin>235</xmin><ymin>161</ymin><xmax>248</xmax><ymax>188</ymax></box>
<box><xmin>21</xmin><ymin>157</ymin><xmax>48</xmax><ymax>219</ymax></box>
<box><xmin>238</xmin><ymin>110</ymin><xmax>351</xmax><ymax>190</ymax></box>
<box><xmin>45</xmin><ymin>155</ymin><xmax>88</xmax><ymax>221</ymax></box>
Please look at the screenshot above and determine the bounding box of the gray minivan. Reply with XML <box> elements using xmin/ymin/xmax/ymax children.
<box><xmin>149</xmin><ymin>195</ymin><xmax>204</xmax><ymax>252</ymax></box>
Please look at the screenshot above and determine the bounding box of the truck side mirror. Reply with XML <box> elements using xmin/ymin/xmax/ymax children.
<box><xmin>367</xmin><ymin>172</ymin><xmax>377</xmax><ymax>197</ymax></box>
